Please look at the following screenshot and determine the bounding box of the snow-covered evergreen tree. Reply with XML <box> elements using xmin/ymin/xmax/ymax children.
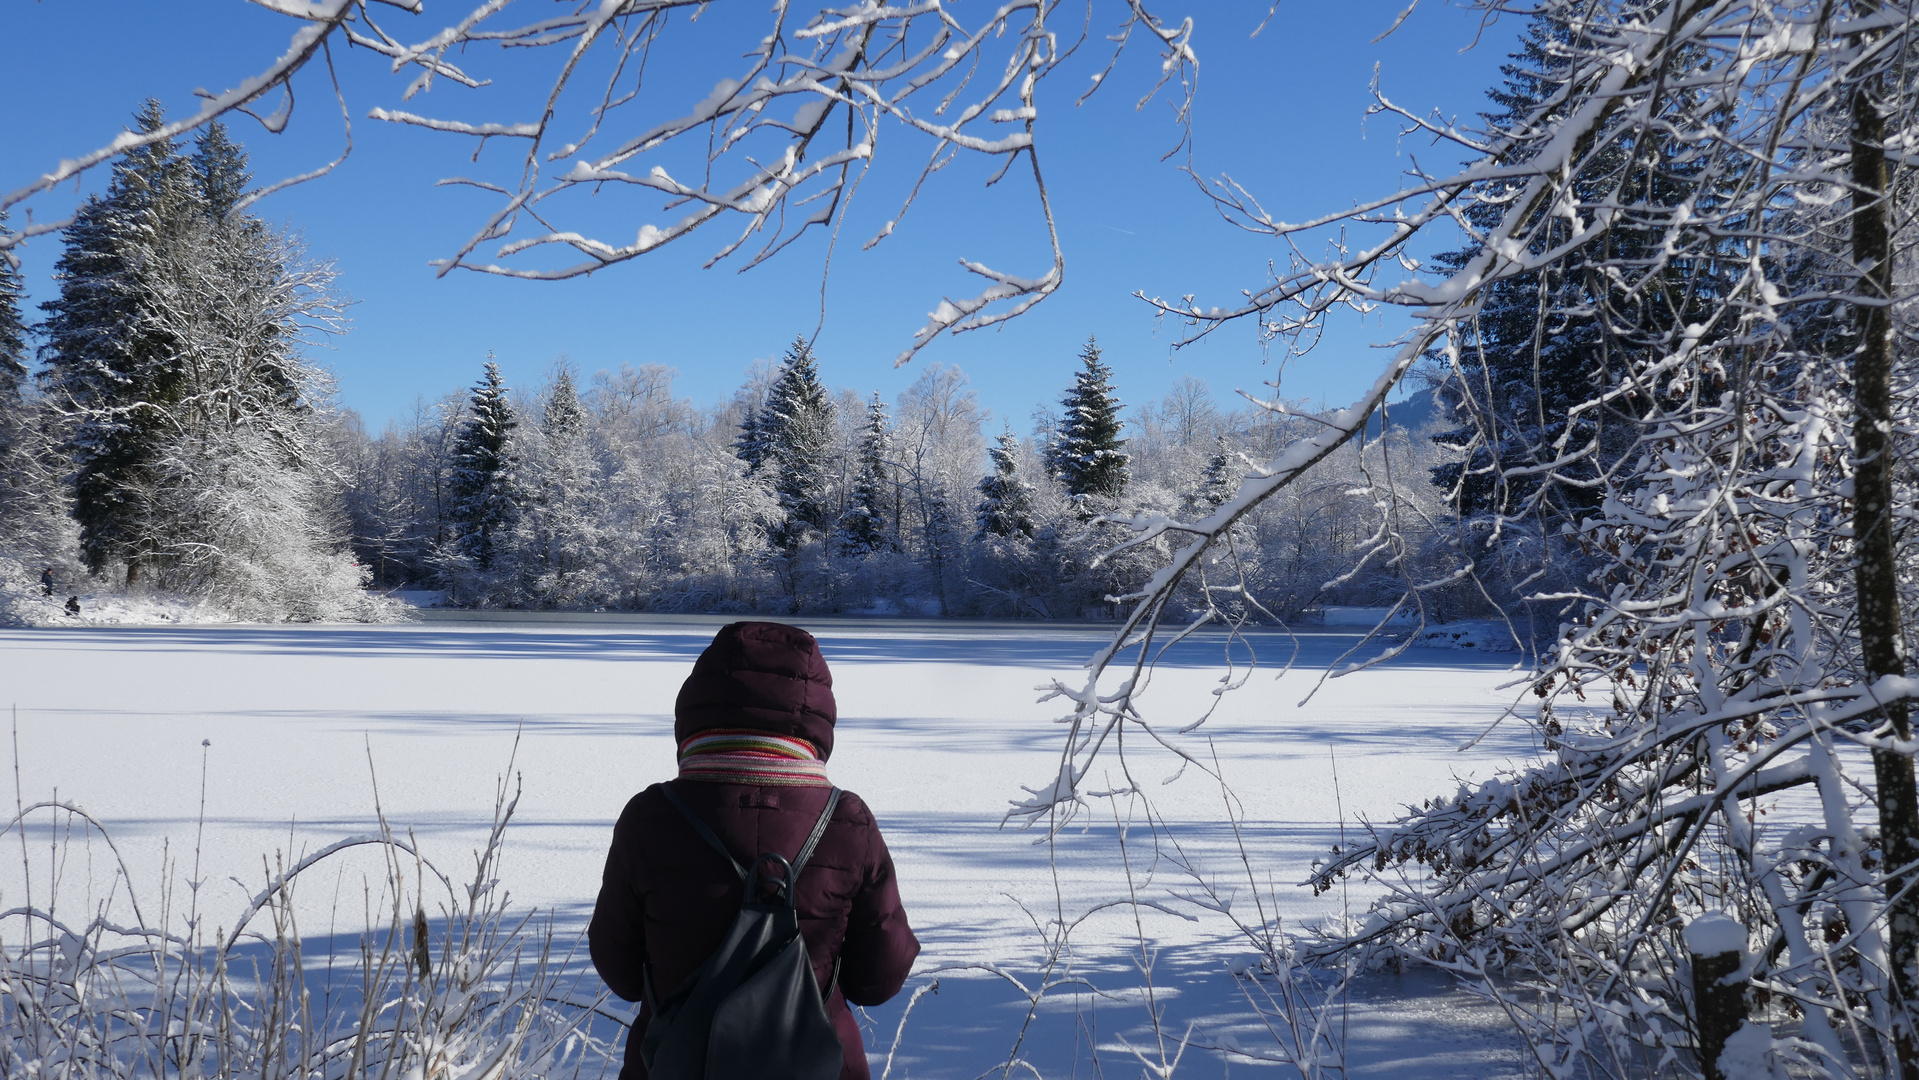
<box><xmin>516</xmin><ymin>368</ymin><xmax>602</xmax><ymax>606</ymax></box>
<box><xmin>1183</xmin><ymin>437</ymin><xmax>1236</xmax><ymax>518</ymax></box>
<box><xmin>1424</xmin><ymin>14</ymin><xmax>1723</xmax><ymax>529</ymax></box>
<box><xmin>35</xmin><ymin>107</ymin><xmax>364</xmax><ymax>619</ymax></box>
<box><xmin>123</xmin><ymin>124</ymin><xmax>370</xmax><ymax>619</ymax></box>
<box><xmin>0</xmin><ymin>221</ymin><xmax>27</xmax><ymax>472</ymax></box>
<box><xmin>39</xmin><ymin>100</ymin><xmax>198</xmax><ymax>581</ymax></box>
<box><xmin>837</xmin><ymin>392</ymin><xmax>892</xmax><ymax>556</ymax></box>
<box><xmin>733</xmin><ymin>398</ymin><xmax>773</xmax><ymax>475</ymax></box>
<box><xmin>542</xmin><ymin>368</ymin><xmax>586</xmax><ymax>444</ymax></box>
<box><xmin>1045</xmin><ymin>336</ymin><xmax>1128</xmax><ymax>506</ymax></box>
<box><xmin>740</xmin><ymin>337</ymin><xmax>836</xmax><ymax>551</ymax></box>
<box><xmin>0</xmin><ymin>215</ymin><xmax>61</xmax><ymax>566</ymax></box>
<box><xmin>189</xmin><ymin>122</ymin><xmax>251</xmax><ymax>220</ymax></box>
<box><xmin>975</xmin><ymin>428</ymin><xmax>1035</xmax><ymax>540</ymax></box>
<box><xmin>0</xmin><ymin>233</ymin><xmax>23</xmax><ymax>404</ymax></box>
<box><xmin>445</xmin><ymin>359</ymin><xmax>519</xmax><ymax>578</ymax></box>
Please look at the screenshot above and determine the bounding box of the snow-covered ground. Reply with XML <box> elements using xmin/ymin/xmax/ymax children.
<box><xmin>0</xmin><ymin>615</ymin><xmax>1541</xmax><ymax>1076</ymax></box>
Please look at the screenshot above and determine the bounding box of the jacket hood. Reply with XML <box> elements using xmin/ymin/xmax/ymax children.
<box><xmin>673</xmin><ymin>621</ymin><xmax>837</xmax><ymax>759</ymax></box>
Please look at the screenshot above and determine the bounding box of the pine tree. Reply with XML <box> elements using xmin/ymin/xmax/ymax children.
<box><xmin>0</xmin><ymin>214</ymin><xmax>38</xmax><ymax>547</ymax></box>
<box><xmin>176</xmin><ymin>121</ymin><xmax>307</xmax><ymax>421</ymax></box>
<box><xmin>837</xmin><ymin>392</ymin><xmax>892</xmax><ymax>556</ymax></box>
<box><xmin>739</xmin><ymin>337</ymin><xmax>836</xmax><ymax>551</ymax></box>
<box><xmin>518</xmin><ymin>367</ymin><xmax>601</xmax><ymax>605</ymax></box>
<box><xmin>446</xmin><ymin>359</ymin><xmax>519</xmax><ymax>573</ymax></box>
<box><xmin>1426</xmin><ymin>16</ymin><xmax>1731</xmax><ymax>525</ymax></box>
<box><xmin>733</xmin><ymin>400</ymin><xmax>773</xmax><ymax>474</ymax></box>
<box><xmin>39</xmin><ymin>100</ymin><xmax>198</xmax><ymax>580</ymax></box>
<box><xmin>33</xmin><ymin>110</ymin><xmax>362</xmax><ymax>614</ymax></box>
<box><xmin>190</xmin><ymin>122</ymin><xmax>251</xmax><ymax>220</ymax></box>
<box><xmin>1183</xmin><ymin>436</ymin><xmax>1236</xmax><ymax>518</ymax></box>
<box><xmin>975</xmin><ymin>428</ymin><xmax>1035</xmax><ymax>540</ymax></box>
<box><xmin>1045</xmin><ymin>336</ymin><xmax>1128</xmax><ymax>506</ymax></box>
<box><xmin>0</xmin><ymin>224</ymin><xmax>24</xmax><ymax>404</ymax></box>
<box><xmin>544</xmin><ymin>368</ymin><xmax>586</xmax><ymax>444</ymax></box>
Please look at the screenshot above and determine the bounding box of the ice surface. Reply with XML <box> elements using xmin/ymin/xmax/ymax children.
<box><xmin>0</xmin><ymin>614</ymin><xmax>1535</xmax><ymax>1077</ymax></box>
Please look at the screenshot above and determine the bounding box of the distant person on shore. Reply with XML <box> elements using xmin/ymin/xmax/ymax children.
<box><xmin>41</xmin><ymin>567</ymin><xmax>54</xmax><ymax>597</ymax></box>
<box><xmin>64</xmin><ymin>596</ymin><xmax>80</xmax><ymax>617</ymax></box>
<box><xmin>590</xmin><ymin>621</ymin><xmax>919</xmax><ymax>1080</ymax></box>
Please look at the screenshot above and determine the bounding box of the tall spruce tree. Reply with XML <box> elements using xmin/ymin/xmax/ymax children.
<box><xmin>446</xmin><ymin>359</ymin><xmax>519</xmax><ymax>572</ymax></box>
<box><xmin>733</xmin><ymin>397</ymin><xmax>774</xmax><ymax>475</ymax></box>
<box><xmin>39</xmin><ymin>100</ymin><xmax>198</xmax><ymax>580</ymax></box>
<box><xmin>1045</xmin><ymin>336</ymin><xmax>1128</xmax><ymax>504</ymax></box>
<box><xmin>1183</xmin><ymin>436</ymin><xmax>1236</xmax><ymax>518</ymax></box>
<box><xmin>0</xmin><ymin>215</ymin><xmax>35</xmax><ymax>544</ymax></box>
<box><xmin>739</xmin><ymin>337</ymin><xmax>836</xmax><ymax>551</ymax></box>
<box><xmin>975</xmin><ymin>428</ymin><xmax>1035</xmax><ymax>539</ymax></box>
<box><xmin>837</xmin><ymin>392</ymin><xmax>892</xmax><ymax>556</ymax></box>
<box><xmin>33</xmin><ymin>110</ymin><xmax>359</xmax><ymax>614</ymax></box>
<box><xmin>173</xmin><ymin>122</ymin><xmax>313</xmax><ymax>438</ymax></box>
<box><xmin>0</xmin><ymin>227</ymin><xmax>23</xmax><ymax>403</ymax></box>
<box><xmin>190</xmin><ymin>123</ymin><xmax>252</xmax><ymax>220</ymax></box>
<box><xmin>544</xmin><ymin>368</ymin><xmax>586</xmax><ymax>442</ymax></box>
<box><xmin>521</xmin><ymin>367</ymin><xmax>600</xmax><ymax>604</ymax></box>
<box><xmin>1426</xmin><ymin>19</ymin><xmax>1604</xmax><ymax>522</ymax></box>
<box><xmin>1426</xmin><ymin>16</ymin><xmax>1731</xmax><ymax>525</ymax></box>
<box><xmin>0</xmin><ymin>227</ymin><xmax>26</xmax><ymax>432</ymax></box>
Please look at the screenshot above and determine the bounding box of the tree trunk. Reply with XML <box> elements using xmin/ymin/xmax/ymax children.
<box><xmin>1851</xmin><ymin>16</ymin><xmax>1919</xmax><ymax>1074</ymax></box>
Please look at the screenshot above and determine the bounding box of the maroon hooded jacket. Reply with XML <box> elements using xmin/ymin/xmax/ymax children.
<box><xmin>589</xmin><ymin>622</ymin><xmax>920</xmax><ymax>1080</ymax></box>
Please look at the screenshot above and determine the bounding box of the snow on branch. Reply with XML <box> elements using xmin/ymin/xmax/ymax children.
<box><xmin>1021</xmin><ymin>2</ymin><xmax>1919</xmax><ymax>1068</ymax></box>
<box><xmin>5</xmin><ymin>0</ymin><xmax>1198</xmax><ymax>362</ymax></box>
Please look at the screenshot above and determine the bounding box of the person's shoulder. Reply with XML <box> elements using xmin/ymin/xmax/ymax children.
<box><xmin>616</xmin><ymin>781</ymin><xmax>676</xmax><ymax>824</ymax></box>
<box><xmin>830</xmin><ymin>787</ymin><xmax>881</xmax><ymax>829</ymax></box>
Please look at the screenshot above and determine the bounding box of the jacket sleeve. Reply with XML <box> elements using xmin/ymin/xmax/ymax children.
<box><xmin>836</xmin><ymin>814</ymin><xmax>920</xmax><ymax>1006</ymax></box>
<box><xmin>588</xmin><ymin>797</ymin><xmax>650</xmax><ymax>1003</ymax></box>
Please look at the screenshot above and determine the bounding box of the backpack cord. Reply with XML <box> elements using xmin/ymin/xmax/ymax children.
<box><xmin>793</xmin><ymin>788</ymin><xmax>843</xmax><ymax>872</ymax></box>
<box><xmin>659</xmin><ymin>782</ymin><xmax>746</xmax><ymax>879</ymax></box>
<box><xmin>658</xmin><ymin>782</ymin><xmax>842</xmax><ymax>877</ymax></box>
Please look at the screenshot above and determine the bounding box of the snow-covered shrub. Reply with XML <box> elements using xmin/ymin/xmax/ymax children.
<box><xmin>0</xmin><ymin>773</ymin><xmax>606</xmax><ymax>1080</ymax></box>
<box><xmin>137</xmin><ymin>422</ymin><xmax>400</xmax><ymax>623</ymax></box>
<box><xmin>0</xmin><ymin>554</ymin><xmax>53</xmax><ymax>627</ymax></box>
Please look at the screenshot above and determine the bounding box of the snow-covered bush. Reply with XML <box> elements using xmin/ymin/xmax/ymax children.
<box><xmin>0</xmin><ymin>772</ymin><xmax>606</xmax><ymax>1080</ymax></box>
<box><xmin>139</xmin><ymin>425</ymin><xmax>399</xmax><ymax>623</ymax></box>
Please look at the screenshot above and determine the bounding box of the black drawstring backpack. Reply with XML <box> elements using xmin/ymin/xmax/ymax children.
<box><xmin>640</xmin><ymin>783</ymin><xmax>847</xmax><ymax>1080</ymax></box>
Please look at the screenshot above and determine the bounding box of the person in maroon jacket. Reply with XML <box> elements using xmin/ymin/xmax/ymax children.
<box><xmin>590</xmin><ymin>621</ymin><xmax>921</xmax><ymax>1080</ymax></box>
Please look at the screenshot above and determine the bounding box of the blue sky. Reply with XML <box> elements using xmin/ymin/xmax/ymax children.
<box><xmin>3</xmin><ymin>1</ymin><xmax>1520</xmax><ymax>433</ymax></box>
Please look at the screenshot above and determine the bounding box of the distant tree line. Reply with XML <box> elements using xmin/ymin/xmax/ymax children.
<box><xmin>332</xmin><ymin>335</ymin><xmax>1470</xmax><ymax>620</ymax></box>
<box><xmin>0</xmin><ymin>109</ymin><xmax>1478</xmax><ymax>624</ymax></box>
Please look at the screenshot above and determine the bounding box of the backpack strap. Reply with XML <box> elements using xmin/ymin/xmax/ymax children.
<box><xmin>792</xmin><ymin>787</ymin><xmax>842</xmax><ymax>873</ymax></box>
<box><xmin>660</xmin><ymin>782</ymin><xmax>746</xmax><ymax>880</ymax></box>
<box><xmin>660</xmin><ymin>782</ymin><xmax>840</xmax><ymax>878</ymax></box>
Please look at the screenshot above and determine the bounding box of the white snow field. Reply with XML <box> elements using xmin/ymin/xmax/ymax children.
<box><xmin>0</xmin><ymin>614</ymin><xmax>1539</xmax><ymax>1077</ymax></box>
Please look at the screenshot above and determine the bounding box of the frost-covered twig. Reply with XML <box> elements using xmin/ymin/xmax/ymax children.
<box><xmin>6</xmin><ymin>0</ymin><xmax>1199</xmax><ymax>362</ymax></box>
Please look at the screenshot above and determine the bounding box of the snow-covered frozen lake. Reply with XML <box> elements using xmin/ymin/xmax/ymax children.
<box><xmin>1</xmin><ymin>614</ymin><xmax>1539</xmax><ymax>1076</ymax></box>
